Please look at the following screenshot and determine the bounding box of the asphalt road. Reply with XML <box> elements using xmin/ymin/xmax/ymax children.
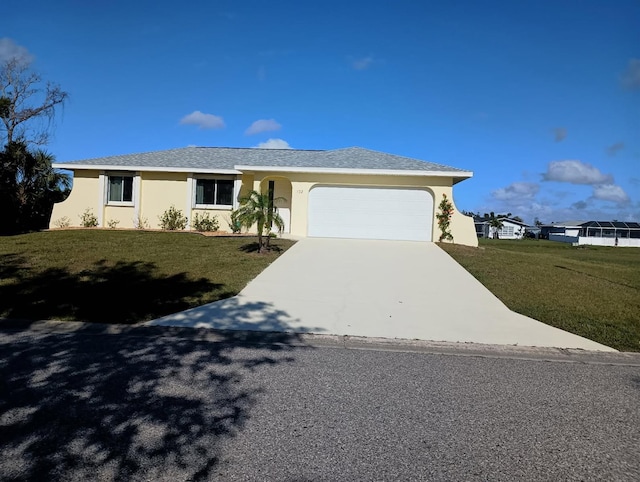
<box><xmin>1</xmin><ymin>322</ymin><xmax>639</xmax><ymax>481</ymax></box>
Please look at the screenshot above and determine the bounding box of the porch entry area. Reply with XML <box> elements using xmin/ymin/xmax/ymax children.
<box><xmin>260</xmin><ymin>177</ymin><xmax>292</xmax><ymax>234</ymax></box>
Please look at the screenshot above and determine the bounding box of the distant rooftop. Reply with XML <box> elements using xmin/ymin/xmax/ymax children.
<box><xmin>53</xmin><ymin>146</ymin><xmax>472</xmax><ymax>177</ymax></box>
<box><xmin>546</xmin><ymin>220</ymin><xmax>640</xmax><ymax>229</ymax></box>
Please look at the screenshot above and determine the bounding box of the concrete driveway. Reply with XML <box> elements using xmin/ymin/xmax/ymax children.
<box><xmin>148</xmin><ymin>238</ymin><xmax>615</xmax><ymax>352</ymax></box>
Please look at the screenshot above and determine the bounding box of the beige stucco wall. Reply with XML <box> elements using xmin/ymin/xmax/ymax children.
<box><xmin>50</xmin><ymin>168</ymin><xmax>477</xmax><ymax>246</ymax></box>
<box><xmin>139</xmin><ymin>172</ymin><xmax>188</xmax><ymax>229</ymax></box>
<box><xmin>104</xmin><ymin>205</ymin><xmax>136</xmax><ymax>228</ymax></box>
<box><xmin>239</xmin><ymin>173</ymin><xmax>254</xmax><ymax>199</ymax></box>
<box><xmin>191</xmin><ymin>208</ymin><xmax>234</xmax><ymax>231</ymax></box>
<box><xmin>49</xmin><ymin>170</ymin><xmax>101</xmax><ymax>228</ymax></box>
<box><xmin>248</xmin><ymin>171</ymin><xmax>477</xmax><ymax>246</ymax></box>
<box><xmin>429</xmin><ymin>185</ymin><xmax>478</xmax><ymax>247</ymax></box>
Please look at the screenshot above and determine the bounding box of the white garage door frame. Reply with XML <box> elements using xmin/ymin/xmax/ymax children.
<box><xmin>308</xmin><ymin>185</ymin><xmax>434</xmax><ymax>241</ymax></box>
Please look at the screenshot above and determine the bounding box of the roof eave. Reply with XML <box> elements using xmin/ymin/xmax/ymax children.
<box><xmin>52</xmin><ymin>162</ymin><xmax>474</xmax><ymax>180</ymax></box>
<box><xmin>235</xmin><ymin>165</ymin><xmax>473</xmax><ymax>178</ymax></box>
<box><xmin>52</xmin><ymin>163</ymin><xmax>243</xmax><ymax>175</ymax></box>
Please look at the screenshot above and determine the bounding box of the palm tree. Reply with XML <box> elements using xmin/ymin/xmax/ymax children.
<box><xmin>233</xmin><ymin>190</ymin><xmax>285</xmax><ymax>253</ymax></box>
<box><xmin>0</xmin><ymin>141</ymin><xmax>70</xmax><ymax>233</ymax></box>
<box><xmin>488</xmin><ymin>211</ymin><xmax>504</xmax><ymax>239</ymax></box>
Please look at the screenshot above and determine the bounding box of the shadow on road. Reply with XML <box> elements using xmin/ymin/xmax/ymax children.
<box><xmin>0</xmin><ymin>319</ymin><xmax>311</xmax><ymax>481</ymax></box>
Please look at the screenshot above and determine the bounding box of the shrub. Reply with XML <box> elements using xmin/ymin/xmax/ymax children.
<box><xmin>133</xmin><ymin>213</ymin><xmax>149</xmax><ymax>230</ymax></box>
<box><xmin>192</xmin><ymin>212</ymin><xmax>219</xmax><ymax>232</ymax></box>
<box><xmin>228</xmin><ymin>210</ymin><xmax>242</xmax><ymax>233</ymax></box>
<box><xmin>159</xmin><ymin>205</ymin><xmax>187</xmax><ymax>230</ymax></box>
<box><xmin>79</xmin><ymin>208</ymin><xmax>98</xmax><ymax>228</ymax></box>
<box><xmin>436</xmin><ymin>194</ymin><xmax>454</xmax><ymax>242</ymax></box>
<box><xmin>107</xmin><ymin>219</ymin><xmax>120</xmax><ymax>229</ymax></box>
<box><xmin>53</xmin><ymin>216</ymin><xmax>71</xmax><ymax>228</ymax></box>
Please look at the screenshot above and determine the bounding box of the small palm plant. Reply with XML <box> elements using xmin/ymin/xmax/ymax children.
<box><xmin>233</xmin><ymin>190</ymin><xmax>285</xmax><ymax>253</ymax></box>
<box><xmin>488</xmin><ymin>212</ymin><xmax>504</xmax><ymax>239</ymax></box>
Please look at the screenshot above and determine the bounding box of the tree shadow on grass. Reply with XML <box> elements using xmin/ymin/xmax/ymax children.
<box><xmin>0</xmin><ymin>254</ymin><xmax>230</xmax><ymax>324</ymax></box>
<box><xmin>0</xmin><ymin>316</ymin><xmax>313</xmax><ymax>480</ymax></box>
<box><xmin>554</xmin><ymin>264</ymin><xmax>639</xmax><ymax>291</ymax></box>
<box><xmin>239</xmin><ymin>241</ymin><xmax>284</xmax><ymax>254</ymax></box>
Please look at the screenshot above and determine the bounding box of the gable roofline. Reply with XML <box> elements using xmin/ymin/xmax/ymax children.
<box><xmin>51</xmin><ymin>145</ymin><xmax>473</xmax><ymax>179</ymax></box>
<box><xmin>498</xmin><ymin>217</ymin><xmax>530</xmax><ymax>226</ymax></box>
<box><xmin>472</xmin><ymin>216</ymin><xmax>530</xmax><ymax>226</ymax></box>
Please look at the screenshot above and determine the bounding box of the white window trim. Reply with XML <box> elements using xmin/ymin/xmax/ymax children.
<box><xmin>192</xmin><ymin>175</ymin><xmax>236</xmax><ymax>210</ymax></box>
<box><xmin>233</xmin><ymin>178</ymin><xmax>241</xmax><ymax>209</ymax></box>
<box><xmin>105</xmin><ymin>172</ymin><xmax>138</xmax><ymax>207</ymax></box>
<box><xmin>185</xmin><ymin>173</ymin><xmax>193</xmax><ymax>229</ymax></box>
<box><xmin>97</xmin><ymin>172</ymin><xmax>105</xmax><ymax>226</ymax></box>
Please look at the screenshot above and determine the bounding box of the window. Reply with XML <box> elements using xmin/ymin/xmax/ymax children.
<box><xmin>195</xmin><ymin>179</ymin><xmax>234</xmax><ymax>206</ymax></box>
<box><xmin>108</xmin><ymin>175</ymin><xmax>133</xmax><ymax>203</ymax></box>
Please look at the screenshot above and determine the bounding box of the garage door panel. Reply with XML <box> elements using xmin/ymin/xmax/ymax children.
<box><xmin>308</xmin><ymin>186</ymin><xmax>433</xmax><ymax>241</ymax></box>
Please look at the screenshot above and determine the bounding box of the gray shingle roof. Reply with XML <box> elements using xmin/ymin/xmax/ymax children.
<box><xmin>54</xmin><ymin>146</ymin><xmax>470</xmax><ymax>174</ymax></box>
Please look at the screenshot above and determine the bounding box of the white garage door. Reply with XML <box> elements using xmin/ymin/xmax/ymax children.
<box><xmin>308</xmin><ymin>186</ymin><xmax>433</xmax><ymax>241</ymax></box>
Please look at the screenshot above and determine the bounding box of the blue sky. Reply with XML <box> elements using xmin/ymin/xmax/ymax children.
<box><xmin>2</xmin><ymin>0</ymin><xmax>639</xmax><ymax>224</ymax></box>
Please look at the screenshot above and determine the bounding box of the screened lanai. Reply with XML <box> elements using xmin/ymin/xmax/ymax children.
<box><xmin>579</xmin><ymin>221</ymin><xmax>640</xmax><ymax>239</ymax></box>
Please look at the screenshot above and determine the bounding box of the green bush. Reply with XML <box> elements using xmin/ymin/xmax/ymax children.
<box><xmin>228</xmin><ymin>210</ymin><xmax>242</xmax><ymax>233</ymax></box>
<box><xmin>79</xmin><ymin>208</ymin><xmax>98</xmax><ymax>228</ymax></box>
<box><xmin>159</xmin><ymin>205</ymin><xmax>187</xmax><ymax>230</ymax></box>
<box><xmin>107</xmin><ymin>219</ymin><xmax>120</xmax><ymax>229</ymax></box>
<box><xmin>192</xmin><ymin>212</ymin><xmax>219</xmax><ymax>232</ymax></box>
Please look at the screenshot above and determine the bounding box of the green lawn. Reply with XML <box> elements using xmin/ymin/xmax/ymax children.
<box><xmin>0</xmin><ymin>230</ymin><xmax>294</xmax><ymax>324</ymax></box>
<box><xmin>439</xmin><ymin>239</ymin><xmax>640</xmax><ymax>352</ymax></box>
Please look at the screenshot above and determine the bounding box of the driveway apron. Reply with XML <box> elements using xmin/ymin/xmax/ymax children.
<box><xmin>148</xmin><ymin>238</ymin><xmax>614</xmax><ymax>351</ymax></box>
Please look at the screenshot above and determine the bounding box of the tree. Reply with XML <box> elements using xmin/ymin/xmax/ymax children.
<box><xmin>232</xmin><ymin>190</ymin><xmax>285</xmax><ymax>253</ymax></box>
<box><xmin>1</xmin><ymin>57</ymin><xmax>68</xmax><ymax>146</ymax></box>
<box><xmin>0</xmin><ymin>43</ymin><xmax>69</xmax><ymax>233</ymax></box>
<box><xmin>488</xmin><ymin>212</ymin><xmax>504</xmax><ymax>239</ymax></box>
<box><xmin>0</xmin><ymin>141</ymin><xmax>70</xmax><ymax>233</ymax></box>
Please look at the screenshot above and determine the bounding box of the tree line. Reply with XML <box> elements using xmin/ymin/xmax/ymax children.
<box><xmin>1</xmin><ymin>53</ymin><xmax>70</xmax><ymax>234</ymax></box>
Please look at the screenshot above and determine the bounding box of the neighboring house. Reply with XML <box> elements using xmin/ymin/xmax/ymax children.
<box><xmin>543</xmin><ymin>221</ymin><xmax>640</xmax><ymax>247</ymax></box>
<box><xmin>50</xmin><ymin>146</ymin><xmax>479</xmax><ymax>246</ymax></box>
<box><xmin>474</xmin><ymin>217</ymin><xmax>529</xmax><ymax>239</ymax></box>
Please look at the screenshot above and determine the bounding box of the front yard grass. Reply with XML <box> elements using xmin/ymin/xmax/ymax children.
<box><xmin>0</xmin><ymin>230</ymin><xmax>294</xmax><ymax>324</ymax></box>
<box><xmin>439</xmin><ymin>239</ymin><xmax>640</xmax><ymax>352</ymax></box>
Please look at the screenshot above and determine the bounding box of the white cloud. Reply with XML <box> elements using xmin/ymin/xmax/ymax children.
<box><xmin>352</xmin><ymin>55</ymin><xmax>374</xmax><ymax>70</ymax></box>
<box><xmin>552</xmin><ymin>127</ymin><xmax>566</xmax><ymax>142</ymax></box>
<box><xmin>245</xmin><ymin>118</ymin><xmax>281</xmax><ymax>136</ymax></box>
<box><xmin>0</xmin><ymin>38</ymin><xmax>33</xmax><ymax>63</ymax></box>
<box><xmin>621</xmin><ymin>58</ymin><xmax>640</xmax><ymax>90</ymax></box>
<box><xmin>255</xmin><ymin>138</ymin><xmax>292</xmax><ymax>149</ymax></box>
<box><xmin>491</xmin><ymin>182</ymin><xmax>540</xmax><ymax>201</ymax></box>
<box><xmin>592</xmin><ymin>184</ymin><xmax>630</xmax><ymax>204</ymax></box>
<box><xmin>179</xmin><ymin>111</ymin><xmax>225</xmax><ymax>129</ymax></box>
<box><xmin>542</xmin><ymin>160</ymin><xmax>613</xmax><ymax>185</ymax></box>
